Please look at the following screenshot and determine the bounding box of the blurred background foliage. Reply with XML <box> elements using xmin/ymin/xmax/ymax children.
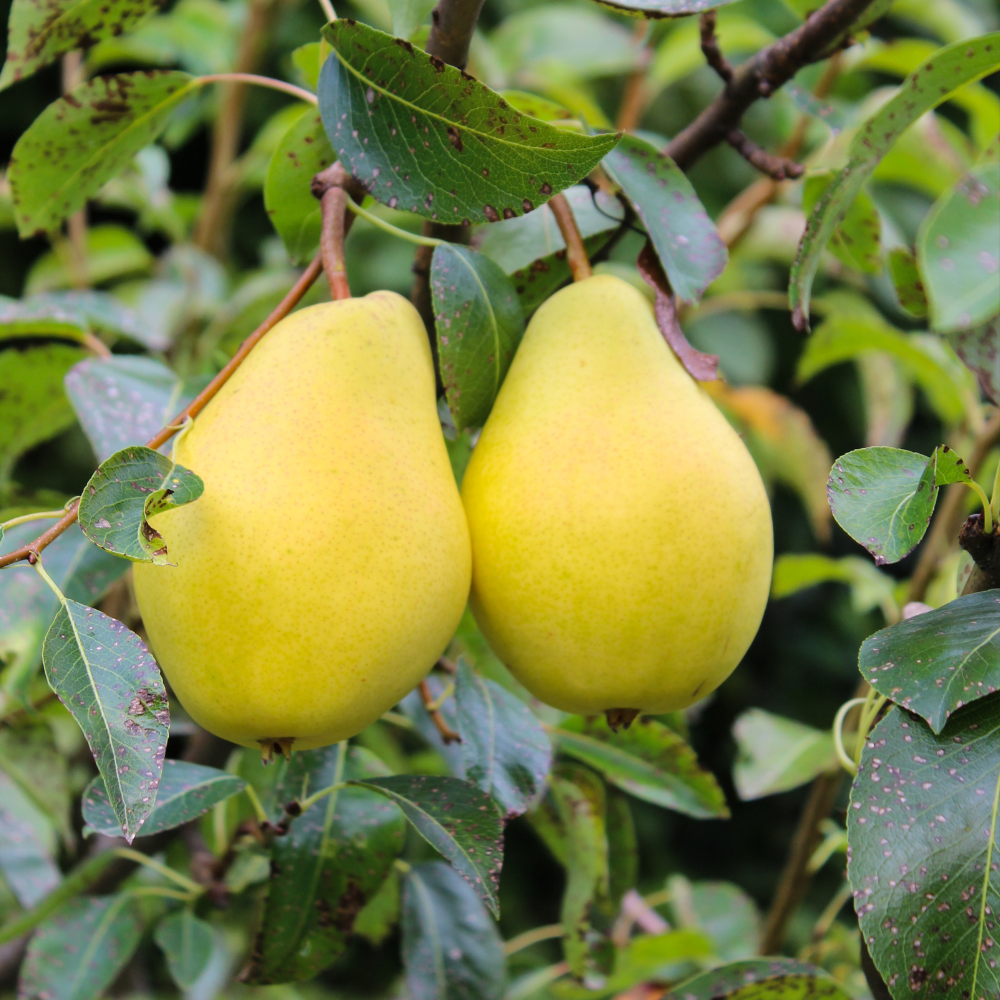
<box><xmin>0</xmin><ymin>0</ymin><xmax>997</xmax><ymax>996</ymax></box>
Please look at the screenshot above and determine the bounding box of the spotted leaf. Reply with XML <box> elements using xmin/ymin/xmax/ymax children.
<box><xmin>659</xmin><ymin>959</ymin><xmax>853</xmax><ymax>999</ymax></box>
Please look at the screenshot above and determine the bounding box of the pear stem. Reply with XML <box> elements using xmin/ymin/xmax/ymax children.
<box><xmin>547</xmin><ymin>193</ymin><xmax>592</xmax><ymax>282</ymax></box>
<box><xmin>419</xmin><ymin>678</ymin><xmax>462</xmax><ymax>743</ymax></box>
<box><xmin>320</xmin><ymin>185</ymin><xmax>352</xmax><ymax>300</ymax></box>
<box><xmin>0</xmin><ymin>253</ymin><xmax>325</xmax><ymax>570</ymax></box>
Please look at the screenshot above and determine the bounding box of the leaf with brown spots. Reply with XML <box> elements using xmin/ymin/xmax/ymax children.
<box><xmin>245</xmin><ymin>745</ymin><xmax>405</xmax><ymax>984</ymax></box>
<box><xmin>8</xmin><ymin>71</ymin><xmax>201</xmax><ymax>237</ymax></box>
<box><xmin>41</xmin><ymin>599</ymin><xmax>168</xmax><ymax>842</ymax></box>
<box><xmin>860</xmin><ymin>589</ymin><xmax>1000</xmax><ymax>733</ymax></box>
<box><xmin>947</xmin><ymin>317</ymin><xmax>1000</xmax><ymax>405</ymax></box>
<box><xmin>803</xmin><ymin>171</ymin><xmax>882</xmax><ymax>275</ymax></box>
<box><xmin>658</xmin><ymin>958</ymin><xmax>853</xmax><ymax>999</ymax></box>
<box><xmin>317</xmin><ymin>19</ymin><xmax>619</xmax><ymax>224</ymax></box>
<box><xmin>349</xmin><ymin>773</ymin><xmax>504</xmax><ymax>917</ymax></box>
<box><xmin>847</xmin><ymin>700</ymin><xmax>1000</xmax><ymax>1000</ymax></box>
<box><xmin>790</xmin><ymin>33</ymin><xmax>1000</xmax><ymax>330</ymax></box>
<box><xmin>0</xmin><ymin>0</ymin><xmax>165</xmax><ymax>91</ymax></box>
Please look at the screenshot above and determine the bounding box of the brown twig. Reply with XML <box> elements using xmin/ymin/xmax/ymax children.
<box><xmin>700</xmin><ymin>12</ymin><xmax>733</xmax><ymax>85</ymax></box>
<box><xmin>320</xmin><ymin>187</ymin><xmax>351</xmax><ymax>300</ymax></box>
<box><xmin>908</xmin><ymin>410</ymin><xmax>1000</xmax><ymax>602</ymax></box>
<box><xmin>548</xmin><ymin>193</ymin><xmax>592</xmax><ymax>282</ymax></box>
<box><xmin>665</xmin><ymin>0</ymin><xmax>876</xmax><ymax>170</ymax></box>
<box><xmin>419</xmin><ymin>679</ymin><xmax>461</xmax><ymax>744</ymax></box>
<box><xmin>0</xmin><ymin>255</ymin><xmax>325</xmax><ymax>571</ymax></box>
<box><xmin>726</xmin><ymin>129</ymin><xmax>804</xmax><ymax>180</ymax></box>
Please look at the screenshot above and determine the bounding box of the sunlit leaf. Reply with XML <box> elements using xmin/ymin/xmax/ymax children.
<box><xmin>771</xmin><ymin>552</ymin><xmax>896</xmax><ymax>616</ymax></box>
<box><xmin>666</xmin><ymin>876</ymin><xmax>761</xmax><ymax>962</ymax></box>
<box><xmin>24</xmin><ymin>225</ymin><xmax>154</xmax><ymax>294</ymax></box>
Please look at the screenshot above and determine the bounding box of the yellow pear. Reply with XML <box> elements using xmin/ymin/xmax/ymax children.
<box><xmin>134</xmin><ymin>292</ymin><xmax>471</xmax><ymax>753</ymax></box>
<box><xmin>461</xmin><ymin>275</ymin><xmax>772</xmax><ymax>718</ymax></box>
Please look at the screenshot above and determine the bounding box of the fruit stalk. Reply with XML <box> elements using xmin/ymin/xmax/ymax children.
<box><xmin>547</xmin><ymin>193</ymin><xmax>592</xmax><ymax>283</ymax></box>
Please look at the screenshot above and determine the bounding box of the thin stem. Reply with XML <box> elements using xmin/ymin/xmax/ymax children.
<box><xmin>2</xmin><ymin>509</ymin><xmax>66</xmax><ymax>532</ymax></box>
<box><xmin>547</xmin><ymin>193</ymin><xmax>592</xmax><ymax>282</ymax></box>
<box><xmin>0</xmin><ymin>256</ymin><xmax>324</xmax><ymax>571</ymax></box>
<box><xmin>506</xmin><ymin>962</ymin><xmax>570</xmax><ymax>1000</ymax></box>
<box><xmin>320</xmin><ymin>186</ymin><xmax>352</xmax><ymax>300</ymax></box>
<box><xmin>380</xmin><ymin>710</ymin><xmax>415</xmax><ymax>729</ymax></box>
<box><xmin>244</xmin><ymin>784</ymin><xmax>269</xmax><ymax>825</ymax></box>
<box><xmin>298</xmin><ymin>780</ymin><xmax>347</xmax><ymax>813</ymax></box>
<box><xmin>832</xmin><ymin>697</ymin><xmax>866</xmax><ymax>775</ymax></box>
<box><xmin>425</xmin><ymin>681</ymin><xmax>455</xmax><ymax>712</ymax></box>
<box><xmin>198</xmin><ymin>73</ymin><xmax>318</xmax><ymax>106</ymax></box>
<box><xmin>991</xmin><ymin>456</ymin><xmax>1000</xmax><ymax>523</ymax></box>
<box><xmin>317</xmin><ymin>0</ymin><xmax>335</xmax><ymax>21</ymax></box>
<box><xmin>812</xmin><ymin>879</ymin><xmax>853</xmax><ymax>940</ymax></box>
<box><xmin>113</xmin><ymin>848</ymin><xmax>203</xmax><ymax>895</ymax></box>
<box><xmin>504</xmin><ymin>924</ymin><xmax>563</xmax><ymax>955</ymax></box>
<box><xmin>127</xmin><ymin>885</ymin><xmax>199</xmax><ymax>901</ymax></box>
<box><xmin>966</xmin><ymin>480</ymin><xmax>993</xmax><ymax>535</ymax></box>
<box><xmin>641</xmin><ymin>888</ymin><xmax>672</xmax><ymax>909</ymax></box>
<box><xmin>345</xmin><ymin>196</ymin><xmax>445</xmax><ymax>246</ymax></box>
<box><xmin>420</xmin><ymin>678</ymin><xmax>462</xmax><ymax>743</ymax></box>
<box><xmin>855</xmin><ymin>694</ymin><xmax>887</xmax><ymax>767</ymax></box>
<box><xmin>33</xmin><ymin>559</ymin><xmax>65</xmax><ymax>601</ymax></box>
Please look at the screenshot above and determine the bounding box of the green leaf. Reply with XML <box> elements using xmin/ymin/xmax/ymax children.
<box><xmin>0</xmin><ymin>769</ymin><xmax>61</xmax><ymax>907</ymax></box>
<box><xmin>659</xmin><ymin>959</ymin><xmax>852</xmax><ymax>1000</ymax></box>
<box><xmin>802</xmin><ymin>172</ymin><xmax>881</xmax><ymax>275</ymax></box>
<box><xmin>948</xmin><ymin>317</ymin><xmax>1000</xmax><ymax>405</ymax></box>
<box><xmin>64</xmin><ymin>356</ymin><xmax>204</xmax><ymax>463</ymax></box>
<box><xmin>789</xmin><ymin>33</ymin><xmax>1000</xmax><ymax>328</ymax></box>
<box><xmin>42</xmin><ymin>599</ymin><xmax>168</xmax><ymax>842</ymax></box>
<box><xmin>388</xmin><ymin>0</ymin><xmax>436</xmax><ymax>40</ymax></box>
<box><xmin>666</xmin><ymin>876</ymin><xmax>761</xmax><ymax>962</ymax></box>
<box><xmin>24</xmin><ymin>224</ymin><xmax>154</xmax><ymax>294</ymax></box>
<box><xmin>0</xmin><ymin>0</ymin><xmax>163</xmax><ymax>91</ymax></box>
<box><xmin>475</xmin><ymin>184</ymin><xmax>623</xmax><ymax>313</ymax></box>
<box><xmin>264</xmin><ymin>108</ymin><xmax>336</xmax><ymax>266</ymax></box>
<box><xmin>77</xmin><ymin>445</ymin><xmax>204</xmax><ymax>564</ymax></box>
<box><xmin>860</xmin><ymin>589</ymin><xmax>1000</xmax><ymax>733</ymax></box>
<box><xmin>9</xmin><ymin>71</ymin><xmax>201</xmax><ymax>237</ymax></box>
<box><xmin>18</xmin><ymin>894</ymin><xmax>144</xmax><ymax>1000</ymax></box>
<box><xmin>455</xmin><ymin>660</ymin><xmax>551</xmax><ymax>820</ymax></box>
<box><xmin>354</xmin><ymin>869</ymin><xmax>401</xmax><ymax>945</ymax></box>
<box><xmin>553</xmin><ymin>716</ymin><xmax>729</xmax><ymax>819</ymax></box>
<box><xmin>154</xmin><ymin>910</ymin><xmax>217</xmax><ymax>991</ymax></box>
<box><xmin>432</xmin><ymin>245</ymin><xmax>525</xmax><ymax>431</ymax></box>
<box><xmin>246</xmin><ymin>745</ymin><xmax>405</xmax><ymax>983</ymax></box>
<box><xmin>918</xmin><ymin>162</ymin><xmax>1000</xmax><ymax>333</ymax></box>
<box><xmin>0</xmin><ymin>342</ymin><xmax>85</xmax><ymax>483</ymax></box>
<box><xmin>847</xmin><ymin>701</ymin><xmax>1000</xmax><ymax>1000</ymax></box>
<box><xmin>603</xmin><ymin>133</ymin><xmax>726</xmax><ymax>303</ymax></box>
<box><xmin>771</xmin><ymin>553</ymin><xmax>896</xmax><ymax>616</ymax></box>
<box><xmin>605</xmin><ymin>789</ymin><xmax>637</xmax><ymax>909</ymax></box>
<box><xmin>0</xmin><ymin>521</ymin><xmax>128</xmax><ymax>700</ymax></box>
<box><xmin>592</xmin><ymin>0</ymin><xmax>743</xmax><ymax>15</ymax></box>
<box><xmin>82</xmin><ymin>759</ymin><xmax>245</xmax><ymax>837</ymax></box>
<box><xmin>797</xmin><ymin>313</ymin><xmax>976</xmax><ymax>428</ymax></box>
<box><xmin>826</xmin><ymin>446</ymin><xmax>936</xmax><ymax>565</ymax></box>
<box><xmin>731</xmin><ymin>709</ymin><xmax>836</xmax><ymax>801</ymax></box>
<box><xmin>317</xmin><ymin>19</ymin><xmax>620</xmax><ymax>224</ymax></box>
<box><xmin>350</xmin><ymin>774</ymin><xmax>504</xmax><ymax>917</ymax></box>
<box><xmin>402</xmin><ymin>862</ymin><xmax>507</xmax><ymax>1000</ymax></box>
<box><xmin>888</xmin><ymin>247</ymin><xmax>928</xmax><ymax>318</ymax></box>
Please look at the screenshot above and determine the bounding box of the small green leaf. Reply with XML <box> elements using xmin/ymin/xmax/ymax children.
<box><xmin>154</xmin><ymin>910</ymin><xmax>217</xmax><ymax>991</ymax></box>
<box><xmin>666</xmin><ymin>877</ymin><xmax>761</xmax><ymax>962</ymax></box>
<box><xmin>354</xmin><ymin>869</ymin><xmax>401</xmax><ymax>945</ymax></box>
<box><xmin>402</xmin><ymin>862</ymin><xmax>506</xmax><ymax>1000</ymax></box>
<box><xmin>317</xmin><ymin>19</ymin><xmax>620</xmax><ymax>224</ymax></box>
<box><xmin>789</xmin><ymin>33</ymin><xmax>1000</xmax><ymax>328</ymax></box>
<box><xmin>64</xmin><ymin>356</ymin><xmax>204</xmax><ymax>463</ymax></box>
<box><xmin>659</xmin><ymin>959</ymin><xmax>852</xmax><ymax>1000</ymax></box>
<box><xmin>802</xmin><ymin>172</ymin><xmax>881</xmax><ymax>274</ymax></box>
<box><xmin>31</xmin><ymin>290</ymin><xmax>159</xmax><ymax>348</ymax></box>
<box><xmin>350</xmin><ymin>774</ymin><xmax>504</xmax><ymax>917</ymax></box>
<box><xmin>9</xmin><ymin>71</ymin><xmax>201</xmax><ymax>237</ymax></box>
<box><xmin>603</xmin><ymin>133</ymin><xmax>726</xmax><ymax>303</ymax></box>
<box><xmin>0</xmin><ymin>342</ymin><xmax>85</xmax><ymax>483</ymax></box>
<box><xmin>947</xmin><ymin>317</ymin><xmax>1000</xmax><ymax>405</ymax></box>
<box><xmin>0</xmin><ymin>770</ymin><xmax>61</xmax><ymax>908</ymax></box>
<box><xmin>771</xmin><ymin>553</ymin><xmax>896</xmax><ymax>615</ymax></box>
<box><xmin>827</xmin><ymin>446</ymin><xmax>936</xmax><ymax>565</ymax></box>
<box><xmin>432</xmin><ymin>245</ymin><xmax>525</xmax><ymax>431</ymax></box>
<box><xmin>918</xmin><ymin>162</ymin><xmax>1000</xmax><ymax>332</ymax></box>
<box><xmin>605</xmin><ymin>789</ymin><xmax>637</xmax><ymax>909</ymax></box>
<box><xmin>455</xmin><ymin>661</ymin><xmax>551</xmax><ymax>819</ymax></box>
<box><xmin>0</xmin><ymin>521</ymin><xmax>128</xmax><ymax>700</ymax></box>
<box><xmin>731</xmin><ymin>709</ymin><xmax>836</xmax><ymax>801</ymax></box>
<box><xmin>82</xmin><ymin>759</ymin><xmax>245</xmax><ymax>837</ymax></box>
<box><xmin>860</xmin><ymin>589</ymin><xmax>1000</xmax><ymax>733</ymax></box>
<box><xmin>888</xmin><ymin>247</ymin><xmax>928</xmax><ymax>318</ymax></box>
<box><xmin>0</xmin><ymin>0</ymin><xmax>164</xmax><ymax>91</ymax></box>
<box><xmin>264</xmin><ymin>108</ymin><xmax>336</xmax><ymax>265</ymax></box>
<box><xmin>553</xmin><ymin>716</ymin><xmax>729</xmax><ymax>819</ymax></box>
<box><xmin>25</xmin><ymin>225</ymin><xmax>153</xmax><ymax>294</ymax></box>
<box><xmin>246</xmin><ymin>745</ymin><xmax>406</xmax><ymax>984</ymax></box>
<box><xmin>387</xmin><ymin>0</ymin><xmax>436</xmax><ymax>40</ymax></box>
<box><xmin>43</xmin><ymin>601</ymin><xmax>168</xmax><ymax>842</ymax></box>
<box><xmin>78</xmin><ymin>445</ymin><xmax>203</xmax><ymax>564</ymax></box>
<box><xmin>848</xmin><ymin>701</ymin><xmax>1000</xmax><ymax>1000</ymax></box>
<box><xmin>0</xmin><ymin>726</ymin><xmax>73</xmax><ymax>850</ymax></box>
<box><xmin>18</xmin><ymin>894</ymin><xmax>144</xmax><ymax>1000</ymax></box>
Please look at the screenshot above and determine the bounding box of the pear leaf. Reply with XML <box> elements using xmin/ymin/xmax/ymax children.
<box><xmin>78</xmin><ymin>445</ymin><xmax>203</xmax><ymax>565</ymax></box>
<box><xmin>155</xmin><ymin>911</ymin><xmax>218</xmax><ymax>991</ymax></box>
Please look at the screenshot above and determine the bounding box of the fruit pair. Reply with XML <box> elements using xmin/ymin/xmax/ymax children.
<box><xmin>135</xmin><ymin>276</ymin><xmax>772</xmax><ymax>752</ymax></box>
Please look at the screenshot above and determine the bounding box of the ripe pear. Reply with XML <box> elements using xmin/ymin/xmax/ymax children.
<box><xmin>133</xmin><ymin>293</ymin><xmax>471</xmax><ymax>753</ymax></box>
<box><xmin>461</xmin><ymin>275</ymin><xmax>772</xmax><ymax>719</ymax></box>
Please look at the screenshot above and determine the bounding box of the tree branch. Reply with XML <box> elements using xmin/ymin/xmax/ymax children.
<box><xmin>666</xmin><ymin>0</ymin><xmax>876</xmax><ymax>170</ymax></box>
<box><xmin>726</xmin><ymin>129</ymin><xmax>804</xmax><ymax>180</ymax></box>
<box><xmin>700</xmin><ymin>11</ymin><xmax>733</xmax><ymax>85</ymax></box>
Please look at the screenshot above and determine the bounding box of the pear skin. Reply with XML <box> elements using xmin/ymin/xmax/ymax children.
<box><xmin>461</xmin><ymin>275</ymin><xmax>772</xmax><ymax>716</ymax></box>
<box><xmin>134</xmin><ymin>292</ymin><xmax>471</xmax><ymax>751</ymax></box>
